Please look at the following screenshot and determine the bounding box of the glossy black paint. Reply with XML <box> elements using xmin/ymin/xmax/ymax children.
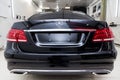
<box><xmin>4</xmin><ymin>11</ymin><xmax>117</xmax><ymax>75</ymax></box>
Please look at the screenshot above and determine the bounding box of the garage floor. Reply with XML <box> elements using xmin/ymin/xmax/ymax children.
<box><xmin>0</xmin><ymin>46</ymin><xmax>120</xmax><ymax>80</ymax></box>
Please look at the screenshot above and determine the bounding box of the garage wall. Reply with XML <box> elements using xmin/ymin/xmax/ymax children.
<box><xmin>0</xmin><ymin>0</ymin><xmax>37</xmax><ymax>48</ymax></box>
<box><xmin>106</xmin><ymin>0</ymin><xmax>120</xmax><ymax>43</ymax></box>
<box><xmin>13</xmin><ymin>0</ymin><xmax>37</xmax><ymax>21</ymax></box>
<box><xmin>106</xmin><ymin>0</ymin><xmax>120</xmax><ymax>24</ymax></box>
<box><xmin>0</xmin><ymin>0</ymin><xmax>11</xmax><ymax>17</ymax></box>
<box><xmin>0</xmin><ymin>0</ymin><xmax>12</xmax><ymax>48</ymax></box>
<box><xmin>87</xmin><ymin>0</ymin><xmax>102</xmax><ymax>20</ymax></box>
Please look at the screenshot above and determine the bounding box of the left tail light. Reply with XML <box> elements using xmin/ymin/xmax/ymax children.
<box><xmin>7</xmin><ymin>29</ymin><xmax>27</xmax><ymax>42</ymax></box>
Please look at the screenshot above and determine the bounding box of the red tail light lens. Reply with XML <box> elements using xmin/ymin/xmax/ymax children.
<box><xmin>7</xmin><ymin>29</ymin><xmax>27</xmax><ymax>42</ymax></box>
<box><xmin>93</xmin><ymin>28</ymin><xmax>114</xmax><ymax>42</ymax></box>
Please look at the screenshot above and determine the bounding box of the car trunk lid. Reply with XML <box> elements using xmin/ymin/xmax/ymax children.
<box><xmin>17</xmin><ymin>20</ymin><xmax>103</xmax><ymax>53</ymax></box>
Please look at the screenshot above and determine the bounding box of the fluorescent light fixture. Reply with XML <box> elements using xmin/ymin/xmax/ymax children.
<box><xmin>43</xmin><ymin>7</ymin><xmax>50</xmax><ymax>9</ymax></box>
<box><xmin>56</xmin><ymin>3</ymin><xmax>59</xmax><ymax>11</ymax></box>
<box><xmin>115</xmin><ymin>0</ymin><xmax>119</xmax><ymax>17</ymax></box>
<box><xmin>10</xmin><ymin>0</ymin><xmax>15</xmax><ymax>18</ymax></box>
<box><xmin>39</xmin><ymin>1</ymin><xmax>43</xmax><ymax>9</ymax></box>
<box><xmin>37</xmin><ymin>7</ymin><xmax>50</xmax><ymax>12</ymax></box>
<box><xmin>36</xmin><ymin>9</ymin><xmax>42</xmax><ymax>12</ymax></box>
<box><xmin>65</xmin><ymin>6</ymin><xmax>70</xmax><ymax>9</ymax></box>
<box><xmin>37</xmin><ymin>1</ymin><xmax>43</xmax><ymax>12</ymax></box>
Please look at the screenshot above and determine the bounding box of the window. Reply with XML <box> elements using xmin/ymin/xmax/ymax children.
<box><xmin>93</xmin><ymin>6</ymin><xmax>96</xmax><ymax>13</ymax></box>
<box><xmin>97</xmin><ymin>3</ymin><xmax>101</xmax><ymax>11</ymax></box>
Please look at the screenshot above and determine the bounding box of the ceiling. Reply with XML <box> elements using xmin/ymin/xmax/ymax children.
<box><xmin>33</xmin><ymin>0</ymin><xmax>93</xmax><ymax>9</ymax></box>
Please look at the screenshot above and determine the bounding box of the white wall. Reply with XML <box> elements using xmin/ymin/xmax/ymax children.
<box><xmin>106</xmin><ymin>0</ymin><xmax>120</xmax><ymax>43</ymax></box>
<box><xmin>0</xmin><ymin>0</ymin><xmax>11</xmax><ymax>17</ymax></box>
<box><xmin>13</xmin><ymin>0</ymin><xmax>37</xmax><ymax>21</ymax></box>
<box><xmin>87</xmin><ymin>0</ymin><xmax>102</xmax><ymax>20</ymax></box>
<box><xmin>0</xmin><ymin>0</ymin><xmax>12</xmax><ymax>48</ymax></box>
<box><xmin>0</xmin><ymin>0</ymin><xmax>37</xmax><ymax>48</ymax></box>
<box><xmin>106</xmin><ymin>0</ymin><xmax>120</xmax><ymax>24</ymax></box>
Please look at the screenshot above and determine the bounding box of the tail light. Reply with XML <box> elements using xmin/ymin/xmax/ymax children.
<box><xmin>93</xmin><ymin>28</ymin><xmax>114</xmax><ymax>42</ymax></box>
<box><xmin>7</xmin><ymin>29</ymin><xmax>27</xmax><ymax>42</ymax></box>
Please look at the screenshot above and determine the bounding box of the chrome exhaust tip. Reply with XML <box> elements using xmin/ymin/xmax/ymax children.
<box><xmin>92</xmin><ymin>72</ymin><xmax>97</xmax><ymax>75</ymax></box>
<box><xmin>10</xmin><ymin>70</ymin><xmax>28</xmax><ymax>75</ymax></box>
<box><xmin>92</xmin><ymin>70</ymin><xmax>111</xmax><ymax>75</ymax></box>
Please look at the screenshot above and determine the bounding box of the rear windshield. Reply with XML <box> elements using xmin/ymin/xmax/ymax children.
<box><xmin>28</xmin><ymin>11</ymin><xmax>94</xmax><ymax>21</ymax></box>
<box><xmin>31</xmin><ymin>22</ymin><xmax>70</xmax><ymax>29</ymax></box>
<box><xmin>30</xmin><ymin>21</ymin><xmax>97</xmax><ymax>29</ymax></box>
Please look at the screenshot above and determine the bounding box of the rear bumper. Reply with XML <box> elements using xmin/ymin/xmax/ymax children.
<box><xmin>5</xmin><ymin>50</ymin><xmax>117</xmax><ymax>60</ymax></box>
<box><xmin>8</xmin><ymin>58</ymin><xmax>113</xmax><ymax>75</ymax></box>
<box><xmin>5</xmin><ymin>51</ymin><xmax>116</xmax><ymax>75</ymax></box>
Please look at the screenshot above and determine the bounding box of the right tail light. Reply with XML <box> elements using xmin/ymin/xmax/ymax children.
<box><xmin>93</xmin><ymin>28</ymin><xmax>114</xmax><ymax>42</ymax></box>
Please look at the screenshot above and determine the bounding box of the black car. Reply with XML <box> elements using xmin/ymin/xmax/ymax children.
<box><xmin>4</xmin><ymin>10</ymin><xmax>117</xmax><ymax>75</ymax></box>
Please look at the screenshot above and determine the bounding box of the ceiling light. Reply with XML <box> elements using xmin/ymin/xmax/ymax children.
<box><xmin>65</xmin><ymin>4</ymin><xmax>70</xmax><ymax>9</ymax></box>
<box><xmin>43</xmin><ymin>7</ymin><xmax>50</xmax><ymax>9</ymax></box>
<box><xmin>56</xmin><ymin>3</ymin><xmax>59</xmax><ymax>11</ymax></box>
<box><xmin>65</xmin><ymin>7</ymin><xmax>70</xmax><ymax>9</ymax></box>
<box><xmin>36</xmin><ymin>9</ymin><xmax>42</xmax><ymax>12</ymax></box>
<box><xmin>78</xmin><ymin>0</ymin><xmax>81</xmax><ymax>1</ymax></box>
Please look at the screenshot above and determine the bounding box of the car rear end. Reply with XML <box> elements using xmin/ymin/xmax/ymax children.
<box><xmin>4</xmin><ymin>11</ymin><xmax>117</xmax><ymax>75</ymax></box>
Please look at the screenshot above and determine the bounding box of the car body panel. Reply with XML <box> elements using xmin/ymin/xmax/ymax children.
<box><xmin>4</xmin><ymin>11</ymin><xmax>117</xmax><ymax>75</ymax></box>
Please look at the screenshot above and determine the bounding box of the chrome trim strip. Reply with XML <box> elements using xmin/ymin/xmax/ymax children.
<box><xmin>29</xmin><ymin>19</ymin><xmax>90</xmax><ymax>22</ymax></box>
<box><xmin>10</xmin><ymin>69</ymin><xmax>111</xmax><ymax>73</ymax></box>
<box><xmin>24</xmin><ymin>29</ymin><xmax>96</xmax><ymax>32</ymax></box>
<box><xmin>35</xmin><ymin>33</ymin><xmax>85</xmax><ymax>47</ymax></box>
<box><xmin>33</xmin><ymin>19</ymin><xmax>70</xmax><ymax>22</ymax></box>
<box><xmin>36</xmin><ymin>43</ymin><xmax>83</xmax><ymax>46</ymax></box>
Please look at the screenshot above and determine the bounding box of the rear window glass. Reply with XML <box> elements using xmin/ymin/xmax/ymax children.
<box><xmin>30</xmin><ymin>22</ymin><xmax>70</xmax><ymax>29</ymax></box>
<box><xmin>28</xmin><ymin>11</ymin><xmax>94</xmax><ymax>21</ymax></box>
<box><xmin>30</xmin><ymin>21</ymin><xmax>96</xmax><ymax>29</ymax></box>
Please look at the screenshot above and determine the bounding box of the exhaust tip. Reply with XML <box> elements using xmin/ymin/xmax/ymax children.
<box><xmin>10</xmin><ymin>71</ymin><xmax>28</xmax><ymax>75</ymax></box>
<box><xmin>11</xmin><ymin>71</ymin><xmax>24</xmax><ymax>74</ymax></box>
